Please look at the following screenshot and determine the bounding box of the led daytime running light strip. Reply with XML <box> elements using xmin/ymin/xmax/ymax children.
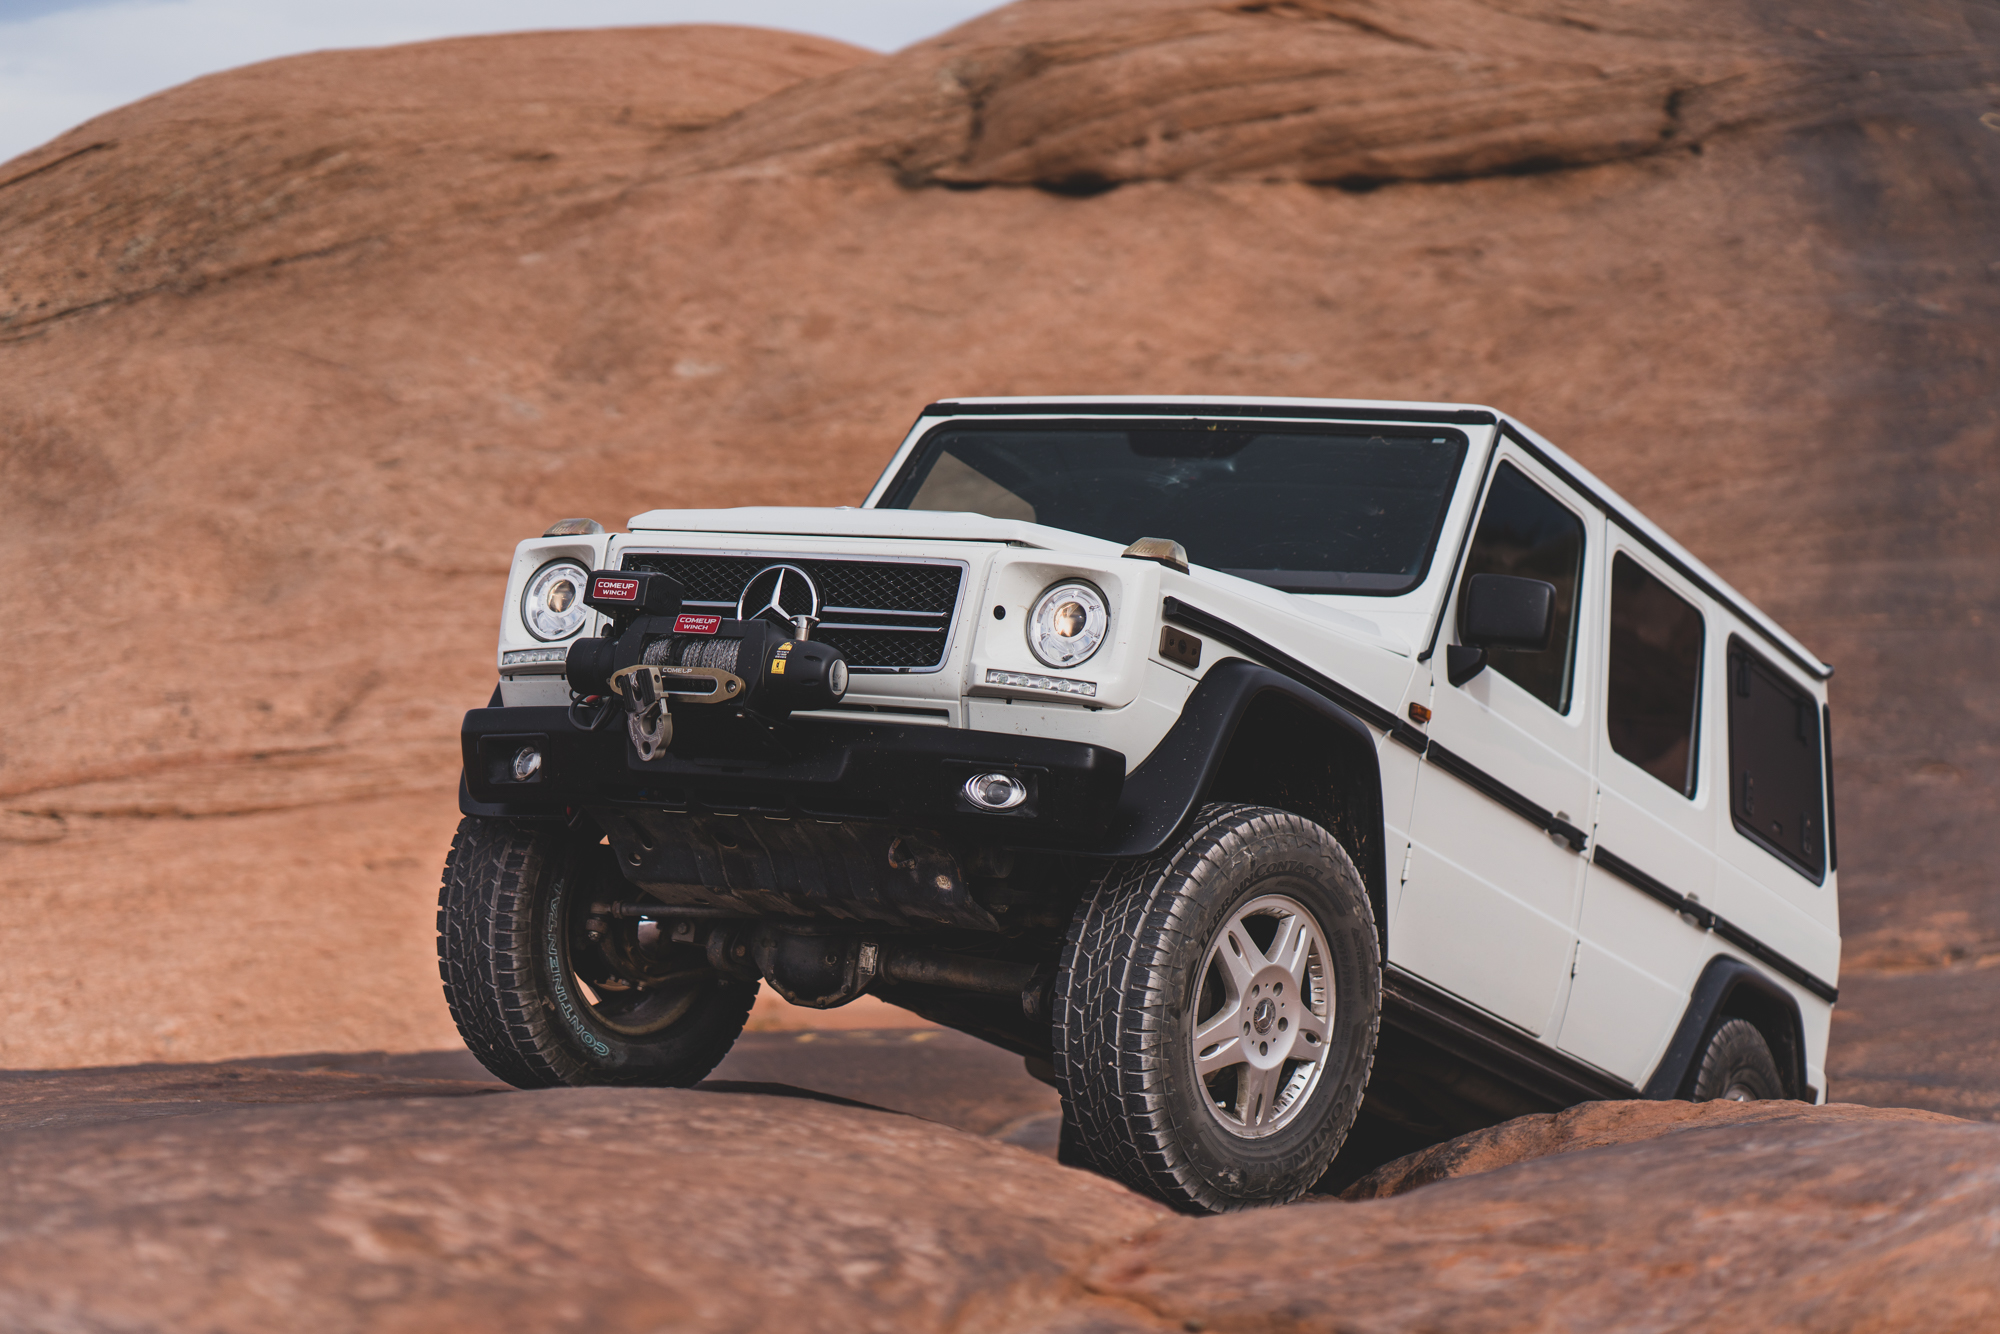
<box><xmin>986</xmin><ymin>668</ymin><xmax>1097</xmax><ymax>697</ymax></box>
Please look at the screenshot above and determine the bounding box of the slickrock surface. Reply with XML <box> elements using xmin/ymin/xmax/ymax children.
<box><xmin>1075</xmin><ymin>1106</ymin><xmax>2000</xmax><ymax>1334</ymax></box>
<box><xmin>0</xmin><ymin>1085</ymin><xmax>1164</xmax><ymax>1334</ymax></box>
<box><xmin>0</xmin><ymin>0</ymin><xmax>1996</xmax><ymax>1137</ymax></box>
<box><xmin>1338</xmin><ymin>1095</ymin><xmax>1961</xmax><ymax>1198</ymax></box>
<box><xmin>3</xmin><ymin>1052</ymin><xmax>1996</xmax><ymax>1334</ymax></box>
<box><xmin>0</xmin><ymin>1029</ymin><xmax>1056</xmax><ymax>1138</ymax></box>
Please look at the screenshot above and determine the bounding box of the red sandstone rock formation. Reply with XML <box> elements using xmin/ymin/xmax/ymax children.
<box><xmin>3</xmin><ymin>1059</ymin><xmax>1996</xmax><ymax>1332</ymax></box>
<box><xmin>1084</xmin><ymin>1103</ymin><xmax>2000</xmax><ymax>1333</ymax></box>
<box><xmin>0</xmin><ymin>2</ymin><xmax>1994</xmax><ymax>1127</ymax></box>
<box><xmin>1339</xmin><ymin>1094</ymin><xmax>1960</xmax><ymax>1198</ymax></box>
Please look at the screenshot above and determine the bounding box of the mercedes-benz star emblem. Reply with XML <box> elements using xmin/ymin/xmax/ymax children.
<box><xmin>736</xmin><ymin>564</ymin><xmax>821</xmax><ymax>628</ymax></box>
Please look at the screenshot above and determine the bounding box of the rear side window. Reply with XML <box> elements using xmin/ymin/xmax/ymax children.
<box><xmin>1727</xmin><ymin>637</ymin><xmax>1827</xmax><ymax>881</ymax></box>
<box><xmin>1459</xmin><ymin>461</ymin><xmax>1585</xmax><ymax>713</ymax></box>
<box><xmin>1606</xmin><ymin>553</ymin><xmax>1704</xmax><ymax>797</ymax></box>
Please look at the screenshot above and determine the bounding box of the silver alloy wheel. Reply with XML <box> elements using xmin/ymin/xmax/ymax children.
<box><xmin>1190</xmin><ymin>892</ymin><xmax>1334</xmax><ymax>1138</ymax></box>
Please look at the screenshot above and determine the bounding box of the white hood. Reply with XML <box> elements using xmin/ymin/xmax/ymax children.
<box><xmin>624</xmin><ymin>506</ymin><xmax>1127</xmax><ymax>558</ymax></box>
<box><xmin>623</xmin><ymin>505</ymin><xmax>1406</xmax><ymax>655</ymax></box>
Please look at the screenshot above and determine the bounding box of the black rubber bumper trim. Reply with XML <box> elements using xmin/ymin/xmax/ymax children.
<box><xmin>1591</xmin><ymin>846</ymin><xmax>1839</xmax><ymax>1004</ymax></box>
<box><xmin>459</xmin><ymin>705</ymin><xmax>1126</xmax><ymax>847</ymax></box>
<box><xmin>1382</xmin><ymin>965</ymin><xmax>1634</xmax><ymax>1108</ymax></box>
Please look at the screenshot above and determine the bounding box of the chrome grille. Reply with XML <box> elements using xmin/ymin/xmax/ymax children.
<box><xmin>620</xmin><ymin>551</ymin><xmax>965</xmax><ymax>672</ymax></box>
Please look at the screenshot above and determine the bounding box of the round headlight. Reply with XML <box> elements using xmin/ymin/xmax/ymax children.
<box><xmin>522</xmin><ymin>560</ymin><xmax>590</xmax><ymax>641</ymax></box>
<box><xmin>1028</xmin><ymin>580</ymin><xmax>1109</xmax><ymax>668</ymax></box>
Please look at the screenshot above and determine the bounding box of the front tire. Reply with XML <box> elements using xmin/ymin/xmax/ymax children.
<box><xmin>437</xmin><ymin>815</ymin><xmax>756</xmax><ymax>1088</ymax></box>
<box><xmin>1053</xmin><ymin>803</ymin><xmax>1381</xmax><ymax>1212</ymax></box>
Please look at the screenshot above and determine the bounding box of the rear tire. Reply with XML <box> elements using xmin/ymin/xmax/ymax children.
<box><xmin>437</xmin><ymin>815</ymin><xmax>756</xmax><ymax>1088</ymax></box>
<box><xmin>1691</xmin><ymin>1017</ymin><xmax>1785</xmax><ymax>1102</ymax></box>
<box><xmin>1052</xmin><ymin>803</ymin><xmax>1380</xmax><ymax>1212</ymax></box>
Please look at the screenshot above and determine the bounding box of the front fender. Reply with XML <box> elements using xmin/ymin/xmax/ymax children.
<box><xmin>1100</xmin><ymin>658</ymin><xmax>1383</xmax><ymax>860</ymax></box>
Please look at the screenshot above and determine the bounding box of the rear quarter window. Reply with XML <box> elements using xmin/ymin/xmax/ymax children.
<box><xmin>1727</xmin><ymin>636</ymin><xmax>1828</xmax><ymax>882</ymax></box>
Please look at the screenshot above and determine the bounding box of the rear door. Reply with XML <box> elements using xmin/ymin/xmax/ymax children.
<box><xmin>1558</xmin><ymin>546</ymin><xmax>1717</xmax><ymax>1083</ymax></box>
<box><xmin>1394</xmin><ymin>453</ymin><xmax>1601</xmax><ymax>1036</ymax></box>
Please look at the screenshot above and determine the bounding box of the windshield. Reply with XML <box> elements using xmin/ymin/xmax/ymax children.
<box><xmin>880</xmin><ymin>421</ymin><xmax>1468</xmax><ymax>595</ymax></box>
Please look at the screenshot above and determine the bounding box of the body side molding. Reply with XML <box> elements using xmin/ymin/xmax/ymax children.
<box><xmin>1421</xmin><ymin>739</ymin><xmax>1589</xmax><ymax>851</ymax></box>
<box><xmin>1592</xmin><ymin>846</ymin><xmax>1839</xmax><ymax>1003</ymax></box>
<box><xmin>1160</xmin><ymin>598</ymin><xmax>1428</xmax><ymax>750</ymax></box>
<box><xmin>1162</xmin><ymin>599</ymin><xmax>1584</xmax><ymax>847</ymax></box>
<box><xmin>1160</xmin><ymin>600</ymin><xmax>1834</xmax><ymax>1014</ymax></box>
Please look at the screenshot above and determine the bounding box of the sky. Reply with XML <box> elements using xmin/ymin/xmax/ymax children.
<box><xmin>0</xmin><ymin>0</ymin><xmax>1001</xmax><ymax>166</ymax></box>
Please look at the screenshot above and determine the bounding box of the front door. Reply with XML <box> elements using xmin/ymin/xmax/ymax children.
<box><xmin>1393</xmin><ymin>453</ymin><xmax>1601</xmax><ymax>1036</ymax></box>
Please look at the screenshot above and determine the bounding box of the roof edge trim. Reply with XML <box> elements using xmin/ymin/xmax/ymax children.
<box><xmin>1495</xmin><ymin>420</ymin><xmax>1832</xmax><ymax>682</ymax></box>
<box><xmin>921</xmin><ymin>401</ymin><xmax>1496</xmax><ymax>426</ymax></box>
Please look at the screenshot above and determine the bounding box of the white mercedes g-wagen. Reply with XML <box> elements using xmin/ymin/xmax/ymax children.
<box><xmin>441</xmin><ymin>397</ymin><xmax>1840</xmax><ymax>1212</ymax></box>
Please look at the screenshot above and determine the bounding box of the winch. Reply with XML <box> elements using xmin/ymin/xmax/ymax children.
<box><xmin>563</xmin><ymin>569</ymin><xmax>849</xmax><ymax>759</ymax></box>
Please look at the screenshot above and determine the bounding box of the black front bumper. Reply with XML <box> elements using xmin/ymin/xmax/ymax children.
<box><xmin>460</xmin><ymin>705</ymin><xmax>1127</xmax><ymax>849</ymax></box>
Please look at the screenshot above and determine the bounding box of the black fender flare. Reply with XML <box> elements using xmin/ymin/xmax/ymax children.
<box><xmin>1643</xmin><ymin>955</ymin><xmax>1812</xmax><ymax>1101</ymax></box>
<box><xmin>1099</xmin><ymin>658</ymin><xmax>1386</xmax><ymax>896</ymax></box>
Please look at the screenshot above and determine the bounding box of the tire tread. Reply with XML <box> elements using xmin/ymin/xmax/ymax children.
<box><xmin>436</xmin><ymin>816</ymin><xmax>751</xmax><ymax>1089</ymax></box>
<box><xmin>1053</xmin><ymin>803</ymin><xmax>1380</xmax><ymax>1211</ymax></box>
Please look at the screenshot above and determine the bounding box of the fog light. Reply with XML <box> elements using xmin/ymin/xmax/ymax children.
<box><xmin>512</xmin><ymin>746</ymin><xmax>544</xmax><ymax>782</ymax></box>
<box><xmin>963</xmin><ymin>772</ymin><xmax>1027</xmax><ymax>811</ymax></box>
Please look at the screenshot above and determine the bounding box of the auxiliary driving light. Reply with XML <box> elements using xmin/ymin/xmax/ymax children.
<box><xmin>963</xmin><ymin>772</ymin><xmax>1028</xmax><ymax>811</ymax></box>
<box><xmin>512</xmin><ymin>746</ymin><xmax>544</xmax><ymax>782</ymax></box>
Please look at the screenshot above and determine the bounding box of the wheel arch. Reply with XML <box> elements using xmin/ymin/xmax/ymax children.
<box><xmin>1108</xmin><ymin>659</ymin><xmax>1389</xmax><ymax>950</ymax></box>
<box><xmin>1641</xmin><ymin>955</ymin><xmax>1810</xmax><ymax>1101</ymax></box>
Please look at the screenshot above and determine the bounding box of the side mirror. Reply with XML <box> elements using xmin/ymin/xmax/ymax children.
<box><xmin>1447</xmin><ymin>574</ymin><xmax>1557</xmax><ymax>686</ymax></box>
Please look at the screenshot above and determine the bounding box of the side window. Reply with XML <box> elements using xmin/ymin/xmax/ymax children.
<box><xmin>1606</xmin><ymin>553</ymin><xmax>1704</xmax><ymax>797</ymax></box>
<box><xmin>1727</xmin><ymin>637</ymin><xmax>1827</xmax><ymax>881</ymax></box>
<box><xmin>1459</xmin><ymin>461</ymin><xmax>1585</xmax><ymax>712</ymax></box>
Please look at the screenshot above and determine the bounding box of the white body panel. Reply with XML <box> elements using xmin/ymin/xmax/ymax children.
<box><xmin>487</xmin><ymin>396</ymin><xmax>1840</xmax><ymax>1100</ymax></box>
